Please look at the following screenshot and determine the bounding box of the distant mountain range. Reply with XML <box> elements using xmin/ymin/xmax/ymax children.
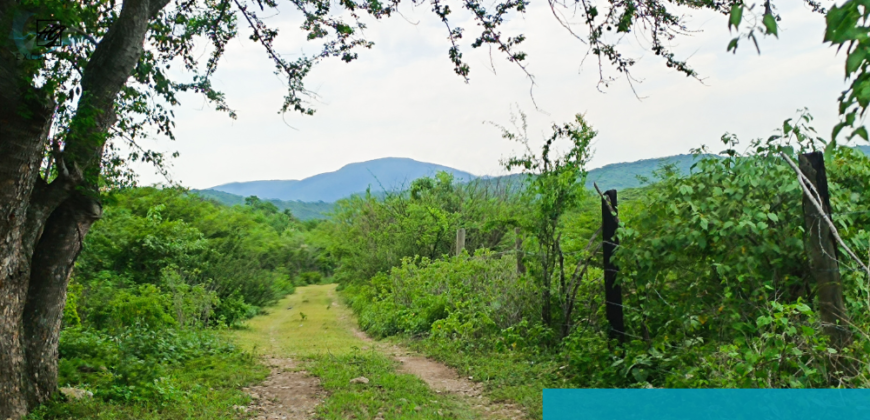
<box><xmin>207</xmin><ymin>157</ymin><xmax>475</xmax><ymax>202</ymax></box>
<box><xmin>196</xmin><ymin>146</ymin><xmax>870</xmax><ymax>220</ymax></box>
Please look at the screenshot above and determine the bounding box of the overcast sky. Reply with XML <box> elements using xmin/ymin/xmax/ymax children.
<box><xmin>132</xmin><ymin>0</ymin><xmax>849</xmax><ymax>189</ymax></box>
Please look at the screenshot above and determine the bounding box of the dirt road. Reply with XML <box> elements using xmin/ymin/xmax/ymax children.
<box><xmin>232</xmin><ymin>284</ymin><xmax>526</xmax><ymax>420</ymax></box>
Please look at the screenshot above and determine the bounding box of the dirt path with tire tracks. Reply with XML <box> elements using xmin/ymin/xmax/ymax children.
<box><xmin>233</xmin><ymin>284</ymin><xmax>527</xmax><ymax>420</ymax></box>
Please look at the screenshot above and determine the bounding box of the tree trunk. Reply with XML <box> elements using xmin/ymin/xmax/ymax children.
<box><xmin>23</xmin><ymin>193</ymin><xmax>101</xmax><ymax>406</ymax></box>
<box><xmin>0</xmin><ymin>62</ymin><xmax>56</xmax><ymax>419</ymax></box>
<box><xmin>542</xmin><ymin>249</ymin><xmax>552</xmax><ymax>328</ymax></box>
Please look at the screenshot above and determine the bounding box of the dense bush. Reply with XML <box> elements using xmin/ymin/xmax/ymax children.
<box><xmin>57</xmin><ymin>326</ymin><xmax>240</xmax><ymax>403</ymax></box>
<box><xmin>47</xmin><ymin>186</ymin><xmax>325</xmax><ymax>413</ymax></box>
<box><xmin>345</xmin><ymin>251</ymin><xmax>538</xmax><ymax>339</ymax></box>
<box><xmin>321</xmin><ymin>172</ymin><xmax>523</xmax><ymax>284</ymax></box>
<box><xmin>336</xmin><ymin>113</ymin><xmax>870</xmax><ymax>394</ymax></box>
<box><xmin>72</xmin><ymin>187</ymin><xmax>328</xmax><ymax>328</ymax></box>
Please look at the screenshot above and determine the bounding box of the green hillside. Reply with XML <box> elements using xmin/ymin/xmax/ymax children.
<box><xmin>192</xmin><ymin>189</ymin><xmax>333</xmax><ymax>220</ymax></box>
<box><xmin>585</xmin><ymin>154</ymin><xmax>706</xmax><ymax>191</ymax></box>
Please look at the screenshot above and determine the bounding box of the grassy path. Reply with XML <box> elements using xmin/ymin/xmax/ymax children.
<box><xmin>233</xmin><ymin>283</ymin><xmax>360</xmax><ymax>356</ymax></box>
<box><xmin>232</xmin><ymin>284</ymin><xmax>523</xmax><ymax>420</ymax></box>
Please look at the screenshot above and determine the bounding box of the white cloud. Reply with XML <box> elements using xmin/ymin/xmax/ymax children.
<box><xmin>132</xmin><ymin>1</ymin><xmax>849</xmax><ymax>189</ymax></box>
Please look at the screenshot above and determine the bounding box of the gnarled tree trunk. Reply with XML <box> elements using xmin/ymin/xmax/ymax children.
<box><xmin>0</xmin><ymin>68</ymin><xmax>57</xmax><ymax>420</ymax></box>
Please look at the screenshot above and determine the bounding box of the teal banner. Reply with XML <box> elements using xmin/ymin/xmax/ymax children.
<box><xmin>544</xmin><ymin>389</ymin><xmax>870</xmax><ymax>419</ymax></box>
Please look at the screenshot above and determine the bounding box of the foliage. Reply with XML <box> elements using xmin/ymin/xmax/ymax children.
<box><xmin>332</xmin><ymin>112</ymin><xmax>870</xmax><ymax>420</ymax></box>
<box><xmin>499</xmin><ymin>111</ymin><xmax>599</xmax><ymax>336</ymax></box>
<box><xmin>344</xmin><ymin>252</ymin><xmax>537</xmax><ymax>339</ymax></box>
<box><xmin>74</xmin><ymin>186</ymin><xmax>329</xmax><ymax>328</ymax></box>
<box><xmin>55</xmin><ymin>327</ymin><xmax>241</xmax><ymax>403</ymax></box>
<box><xmin>611</xmin><ymin>111</ymin><xmax>870</xmax><ymax>387</ymax></box>
<box><xmin>321</xmin><ymin>171</ymin><xmax>522</xmax><ymax>284</ymax></box>
<box><xmin>193</xmin><ymin>189</ymin><xmax>334</xmax><ymax>220</ymax></box>
<box><xmin>37</xmin><ymin>185</ymin><xmax>325</xmax><ymax>415</ymax></box>
<box><xmin>27</xmin><ymin>327</ymin><xmax>266</xmax><ymax>419</ymax></box>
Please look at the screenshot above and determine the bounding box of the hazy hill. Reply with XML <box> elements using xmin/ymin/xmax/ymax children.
<box><xmin>208</xmin><ymin>157</ymin><xmax>476</xmax><ymax>202</ymax></box>
<box><xmin>192</xmin><ymin>189</ymin><xmax>333</xmax><ymax>220</ymax></box>
<box><xmin>197</xmin><ymin>147</ymin><xmax>870</xmax><ymax>220</ymax></box>
<box><xmin>586</xmin><ymin>154</ymin><xmax>706</xmax><ymax>191</ymax></box>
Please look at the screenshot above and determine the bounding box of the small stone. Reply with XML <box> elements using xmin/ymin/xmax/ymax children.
<box><xmin>349</xmin><ymin>376</ymin><xmax>370</xmax><ymax>384</ymax></box>
<box><xmin>59</xmin><ymin>387</ymin><xmax>93</xmax><ymax>400</ymax></box>
<box><xmin>414</xmin><ymin>406</ymin><xmax>422</xmax><ymax>411</ymax></box>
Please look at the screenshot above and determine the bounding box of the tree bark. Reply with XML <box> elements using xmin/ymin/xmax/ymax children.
<box><xmin>23</xmin><ymin>193</ymin><xmax>101</xmax><ymax>405</ymax></box>
<box><xmin>0</xmin><ymin>44</ymin><xmax>56</xmax><ymax>418</ymax></box>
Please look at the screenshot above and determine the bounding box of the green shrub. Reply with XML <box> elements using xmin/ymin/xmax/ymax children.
<box><xmin>297</xmin><ymin>270</ymin><xmax>323</xmax><ymax>285</ymax></box>
<box><xmin>346</xmin><ymin>251</ymin><xmax>538</xmax><ymax>343</ymax></box>
<box><xmin>57</xmin><ymin>326</ymin><xmax>239</xmax><ymax>403</ymax></box>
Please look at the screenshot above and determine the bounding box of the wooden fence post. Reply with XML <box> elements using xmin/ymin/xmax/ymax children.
<box><xmin>602</xmin><ymin>189</ymin><xmax>625</xmax><ymax>342</ymax></box>
<box><xmin>455</xmin><ymin>228</ymin><xmax>466</xmax><ymax>256</ymax></box>
<box><xmin>799</xmin><ymin>152</ymin><xmax>850</xmax><ymax>348</ymax></box>
<box><xmin>515</xmin><ymin>227</ymin><xmax>526</xmax><ymax>275</ymax></box>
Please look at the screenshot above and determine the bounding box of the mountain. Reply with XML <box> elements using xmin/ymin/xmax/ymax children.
<box><xmin>586</xmin><ymin>146</ymin><xmax>870</xmax><ymax>191</ymax></box>
<box><xmin>198</xmin><ymin>147</ymin><xmax>870</xmax><ymax>220</ymax></box>
<box><xmin>207</xmin><ymin>157</ymin><xmax>476</xmax><ymax>202</ymax></box>
<box><xmin>193</xmin><ymin>189</ymin><xmax>334</xmax><ymax>220</ymax></box>
<box><xmin>585</xmin><ymin>154</ymin><xmax>706</xmax><ymax>191</ymax></box>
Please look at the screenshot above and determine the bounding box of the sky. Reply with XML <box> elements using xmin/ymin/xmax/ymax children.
<box><xmin>132</xmin><ymin>0</ymin><xmax>850</xmax><ymax>189</ymax></box>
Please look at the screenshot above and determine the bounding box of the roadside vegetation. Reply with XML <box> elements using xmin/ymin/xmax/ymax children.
<box><xmin>28</xmin><ymin>187</ymin><xmax>327</xmax><ymax>419</ymax></box>
<box><xmin>31</xmin><ymin>112</ymin><xmax>870</xmax><ymax>419</ymax></box>
<box><xmin>322</xmin><ymin>112</ymin><xmax>870</xmax><ymax>418</ymax></box>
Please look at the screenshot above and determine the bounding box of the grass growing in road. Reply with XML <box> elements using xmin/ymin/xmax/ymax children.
<box><xmin>233</xmin><ymin>283</ymin><xmax>362</xmax><ymax>356</ymax></box>
<box><xmin>233</xmin><ymin>284</ymin><xmax>482</xmax><ymax>420</ymax></box>
<box><xmin>310</xmin><ymin>349</ymin><xmax>475</xmax><ymax>420</ymax></box>
<box><xmin>406</xmin><ymin>338</ymin><xmax>556</xmax><ymax>419</ymax></box>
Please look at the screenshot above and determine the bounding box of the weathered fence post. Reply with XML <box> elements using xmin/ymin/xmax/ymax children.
<box><xmin>455</xmin><ymin>228</ymin><xmax>466</xmax><ymax>256</ymax></box>
<box><xmin>515</xmin><ymin>227</ymin><xmax>526</xmax><ymax>275</ymax></box>
<box><xmin>799</xmin><ymin>152</ymin><xmax>850</xmax><ymax>349</ymax></box>
<box><xmin>602</xmin><ymin>189</ymin><xmax>625</xmax><ymax>342</ymax></box>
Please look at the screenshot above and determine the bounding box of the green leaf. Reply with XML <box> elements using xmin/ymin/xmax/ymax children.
<box><xmin>852</xmin><ymin>126</ymin><xmax>869</xmax><ymax>141</ymax></box>
<box><xmin>729</xmin><ymin>4</ymin><xmax>743</xmax><ymax>31</ymax></box>
<box><xmin>763</xmin><ymin>13</ymin><xmax>778</xmax><ymax>37</ymax></box>
<box><xmin>727</xmin><ymin>38</ymin><xmax>739</xmax><ymax>53</ymax></box>
<box><xmin>846</xmin><ymin>46</ymin><xmax>867</xmax><ymax>76</ymax></box>
<box><xmin>767</xmin><ymin>213</ymin><xmax>779</xmax><ymax>222</ymax></box>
